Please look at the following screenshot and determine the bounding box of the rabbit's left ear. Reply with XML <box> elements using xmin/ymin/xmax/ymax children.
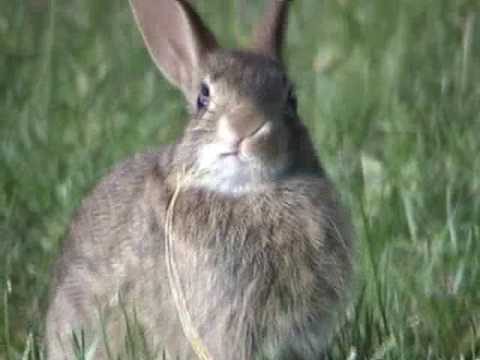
<box><xmin>130</xmin><ymin>0</ymin><xmax>218</xmax><ymax>101</ymax></box>
<box><xmin>251</xmin><ymin>0</ymin><xmax>292</xmax><ymax>61</ymax></box>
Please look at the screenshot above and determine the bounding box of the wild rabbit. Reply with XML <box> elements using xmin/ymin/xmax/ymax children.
<box><xmin>45</xmin><ymin>0</ymin><xmax>354</xmax><ymax>359</ymax></box>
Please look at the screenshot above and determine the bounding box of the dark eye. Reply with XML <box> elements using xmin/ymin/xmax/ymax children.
<box><xmin>287</xmin><ymin>87</ymin><xmax>297</xmax><ymax>112</ymax></box>
<box><xmin>197</xmin><ymin>82</ymin><xmax>210</xmax><ymax>112</ymax></box>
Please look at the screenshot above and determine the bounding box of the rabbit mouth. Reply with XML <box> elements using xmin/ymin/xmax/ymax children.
<box><xmin>192</xmin><ymin>142</ymin><xmax>272</xmax><ymax>194</ymax></box>
<box><xmin>219</xmin><ymin>150</ymin><xmax>240</xmax><ymax>159</ymax></box>
<box><xmin>201</xmin><ymin>144</ymin><xmax>249</xmax><ymax>169</ymax></box>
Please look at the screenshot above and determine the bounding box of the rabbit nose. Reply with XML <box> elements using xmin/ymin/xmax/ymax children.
<box><xmin>218</xmin><ymin>107</ymin><xmax>269</xmax><ymax>147</ymax></box>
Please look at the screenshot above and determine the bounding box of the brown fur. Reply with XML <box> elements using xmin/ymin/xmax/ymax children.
<box><xmin>45</xmin><ymin>1</ymin><xmax>354</xmax><ymax>359</ymax></box>
<box><xmin>252</xmin><ymin>0</ymin><xmax>291</xmax><ymax>59</ymax></box>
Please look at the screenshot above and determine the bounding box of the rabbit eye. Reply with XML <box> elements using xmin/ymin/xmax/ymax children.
<box><xmin>197</xmin><ymin>82</ymin><xmax>210</xmax><ymax>112</ymax></box>
<box><xmin>287</xmin><ymin>88</ymin><xmax>297</xmax><ymax>112</ymax></box>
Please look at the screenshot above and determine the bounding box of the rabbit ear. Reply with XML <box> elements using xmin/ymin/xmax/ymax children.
<box><xmin>251</xmin><ymin>0</ymin><xmax>291</xmax><ymax>60</ymax></box>
<box><xmin>130</xmin><ymin>0</ymin><xmax>218</xmax><ymax>100</ymax></box>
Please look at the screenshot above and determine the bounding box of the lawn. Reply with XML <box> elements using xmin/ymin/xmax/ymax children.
<box><xmin>1</xmin><ymin>0</ymin><xmax>479</xmax><ymax>358</ymax></box>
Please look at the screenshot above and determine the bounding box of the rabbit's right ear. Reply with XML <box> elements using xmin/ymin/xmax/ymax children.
<box><xmin>130</xmin><ymin>0</ymin><xmax>218</xmax><ymax>102</ymax></box>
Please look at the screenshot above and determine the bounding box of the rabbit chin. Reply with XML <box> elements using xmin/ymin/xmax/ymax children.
<box><xmin>192</xmin><ymin>143</ymin><xmax>282</xmax><ymax>195</ymax></box>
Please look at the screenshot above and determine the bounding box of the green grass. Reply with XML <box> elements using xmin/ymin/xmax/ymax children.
<box><xmin>1</xmin><ymin>0</ymin><xmax>479</xmax><ymax>358</ymax></box>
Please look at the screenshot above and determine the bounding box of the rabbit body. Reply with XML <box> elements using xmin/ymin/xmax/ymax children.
<box><xmin>45</xmin><ymin>1</ymin><xmax>354</xmax><ymax>359</ymax></box>
<box><xmin>46</xmin><ymin>147</ymin><xmax>351</xmax><ymax>360</ymax></box>
<box><xmin>45</xmin><ymin>150</ymin><xmax>170</xmax><ymax>359</ymax></box>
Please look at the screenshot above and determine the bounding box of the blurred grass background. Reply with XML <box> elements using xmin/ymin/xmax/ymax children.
<box><xmin>1</xmin><ymin>0</ymin><xmax>479</xmax><ymax>358</ymax></box>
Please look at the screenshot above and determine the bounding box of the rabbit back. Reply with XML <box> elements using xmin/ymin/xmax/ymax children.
<box><xmin>45</xmin><ymin>148</ymin><xmax>175</xmax><ymax>359</ymax></box>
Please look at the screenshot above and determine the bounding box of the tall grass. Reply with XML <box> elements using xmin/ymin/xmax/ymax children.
<box><xmin>1</xmin><ymin>0</ymin><xmax>479</xmax><ymax>358</ymax></box>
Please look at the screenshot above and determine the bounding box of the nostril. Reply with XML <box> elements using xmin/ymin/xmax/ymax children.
<box><xmin>217</xmin><ymin>114</ymin><xmax>272</xmax><ymax>152</ymax></box>
<box><xmin>247</xmin><ymin>120</ymin><xmax>272</xmax><ymax>140</ymax></box>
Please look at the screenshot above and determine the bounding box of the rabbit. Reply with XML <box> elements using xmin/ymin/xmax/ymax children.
<box><xmin>45</xmin><ymin>0</ymin><xmax>354</xmax><ymax>359</ymax></box>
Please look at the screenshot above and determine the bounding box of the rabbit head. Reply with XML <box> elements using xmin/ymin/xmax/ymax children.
<box><xmin>131</xmin><ymin>0</ymin><xmax>320</xmax><ymax>194</ymax></box>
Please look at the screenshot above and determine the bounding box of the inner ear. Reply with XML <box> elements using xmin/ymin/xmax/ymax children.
<box><xmin>130</xmin><ymin>0</ymin><xmax>219</xmax><ymax>102</ymax></box>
